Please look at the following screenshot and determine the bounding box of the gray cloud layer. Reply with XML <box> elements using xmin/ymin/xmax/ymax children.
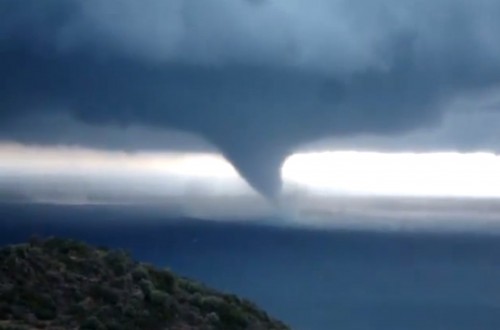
<box><xmin>1</xmin><ymin>0</ymin><xmax>500</xmax><ymax>197</ymax></box>
<box><xmin>307</xmin><ymin>107</ymin><xmax>500</xmax><ymax>153</ymax></box>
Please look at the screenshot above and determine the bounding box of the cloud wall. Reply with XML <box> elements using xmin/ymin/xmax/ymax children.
<box><xmin>2</xmin><ymin>0</ymin><xmax>500</xmax><ymax>197</ymax></box>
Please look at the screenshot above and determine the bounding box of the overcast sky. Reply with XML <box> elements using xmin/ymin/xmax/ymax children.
<box><xmin>2</xmin><ymin>0</ymin><xmax>500</xmax><ymax>212</ymax></box>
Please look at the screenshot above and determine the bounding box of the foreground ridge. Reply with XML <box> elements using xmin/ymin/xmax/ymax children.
<box><xmin>0</xmin><ymin>237</ymin><xmax>290</xmax><ymax>330</ymax></box>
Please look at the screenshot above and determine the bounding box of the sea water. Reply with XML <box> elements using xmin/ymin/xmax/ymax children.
<box><xmin>1</xmin><ymin>204</ymin><xmax>500</xmax><ymax>330</ymax></box>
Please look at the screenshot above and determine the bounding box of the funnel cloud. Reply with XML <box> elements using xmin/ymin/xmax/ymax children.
<box><xmin>1</xmin><ymin>0</ymin><xmax>500</xmax><ymax>197</ymax></box>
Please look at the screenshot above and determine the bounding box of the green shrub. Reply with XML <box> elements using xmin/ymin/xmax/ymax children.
<box><xmin>217</xmin><ymin>303</ymin><xmax>249</xmax><ymax>328</ymax></box>
<box><xmin>189</xmin><ymin>292</ymin><xmax>203</xmax><ymax>306</ymax></box>
<box><xmin>67</xmin><ymin>301</ymin><xmax>87</xmax><ymax>318</ymax></box>
<box><xmin>109</xmin><ymin>276</ymin><xmax>127</xmax><ymax>289</ymax></box>
<box><xmin>33</xmin><ymin>305</ymin><xmax>57</xmax><ymax>321</ymax></box>
<box><xmin>199</xmin><ymin>295</ymin><xmax>225</xmax><ymax>311</ymax></box>
<box><xmin>0</xmin><ymin>325</ymin><xmax>31</xmax><ymax>330</ymax></box>
<box><xmin>146</xmin><ymin>267</ymin><xmax>176</xmax><ymax>292</ymax></box>
<box><xmin>0</xmin><ymin>238</ymin><xmax>289</xmax><ymax>330</ymax></box>
<box><xmin>103</xmin><ymin>251</ymin><xmax>130</xmax><ymax>276</ymax></box>
<box><xmin>15</xmin><ymin>289</ymin><xmax>57</xmax><ymax>321</ymax></box>
<box><xmin>103</xmin><ymin>319</ymin><xmax>121</xmax><ymax>330</ymax></box>
<box><xmin>178</xmin><ymin>278</ymin><xmax>206</xmax><ymax>294</ymax></box>
<box><xmin>206</xmin><ymin>311</ymin><xmax>220</xmax><ymax>324</ymax></box>
<box><xmin>139</xmin><ymin>279</ymin><xmax>155</xmax><ymax>297</ymax></box>
<box><xmin>9</xmin><ymin>306</ymin><xmax>26</xmax><ymax>320</ymax></box>
<box><xmin>95</xmin><ymin>305</ymin><xmax>115</xmax><ymax>319</ymax></box>
<box><xmin>29</xmin><ymin>235</ymin><xmax>43</xmax><ymax>247</ymax></box>
<box><xmin>148</xmin><ymin>289</ymin><xmax>169</xmax><ymax>306</ymax></box>
<box><xmin>199</xmin><ymin>296</ymin><xmax>249</xmax><ymax>328</ymax></box>
<box><xmin>14</xmin><ymin>246</ymin><xmax>28</xmax><ymax>259</ymax></box>
<box><xmin>131</xmin><ymin>265</ymin><xmax>149</xmax><ymax>282</ymax></box>
<box><xmin>0</xmin><ymin>302</ymin><xmax>11</xmax><ymax>319</ymax></box>
<box><xmin>43</xmin><ymin>238</ymin><xmax>90</xmax><ymax>256</ymax></box>
<box><xmin>89</xmin><ymin>284</ymin><xmax>120</xmax><ymax>304</ymax></box>
<box><xmin>80</xmin><ymin>316</ymin><xmax>105</xmax><ymax>330</ymax></box>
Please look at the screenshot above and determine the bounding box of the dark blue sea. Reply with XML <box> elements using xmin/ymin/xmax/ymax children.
<box><xmin>1</xmin><ymin>204</ymin><xmax>500</xmax><ymax>330</ymax></box>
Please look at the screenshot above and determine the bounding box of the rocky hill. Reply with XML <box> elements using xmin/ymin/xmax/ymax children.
<box><xmin>0</xmin><ymin>237</ymin><xmax>289</xmax><ymax>330</ymax></box>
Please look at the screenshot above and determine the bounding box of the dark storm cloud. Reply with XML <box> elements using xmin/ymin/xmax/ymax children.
<box><xmin>306</xmin><ymin>108</ymin><xmax>500</xmax><ymax>153</ymax></box>
<box><xmin>1</xmin><ymin>0</ymin><xmax>500</xmax><ymax>197</ymax></box>
<box><xmin>0</xmin><ymin>113</ymin><xmax>213</xmax><ymax>152</ymax></box>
